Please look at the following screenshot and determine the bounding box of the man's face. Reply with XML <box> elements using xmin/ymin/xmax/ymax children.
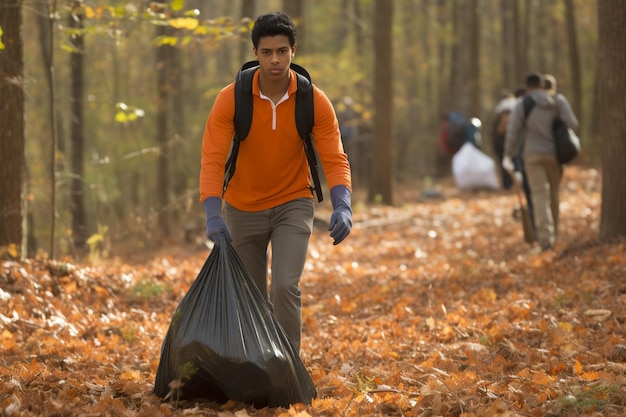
<box><xmin>253</xmin><ymin>35</ymin><xmax>296</xmax><ymax>82</ymax></box>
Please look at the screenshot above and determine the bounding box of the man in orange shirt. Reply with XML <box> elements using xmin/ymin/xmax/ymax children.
<box><xmin>199</xmin><ymin>12</ymin><xmax>352</xmax><ymax>353</ymax></box>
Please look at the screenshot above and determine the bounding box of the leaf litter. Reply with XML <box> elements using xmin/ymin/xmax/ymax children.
<box><xmin>0</xmin><ymin>167</ymin><xmax>624</xmax><ymax>416</ymax></box>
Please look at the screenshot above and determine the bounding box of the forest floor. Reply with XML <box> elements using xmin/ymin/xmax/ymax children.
<box><xmin>1</xmin><ymin>166</ymin><xmax>625</xmax><ymax>417</ymax></box>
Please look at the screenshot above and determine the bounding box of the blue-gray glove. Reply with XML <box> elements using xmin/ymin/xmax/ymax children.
<box><xmin>203</xmin><ymin>196</ymin><xmax>232</xmax><ymax>242</ymax></box>
<box><xmin>328</xmin><ymin>185</ymin><xmax>352</xmax><ymax>245</ymax></box>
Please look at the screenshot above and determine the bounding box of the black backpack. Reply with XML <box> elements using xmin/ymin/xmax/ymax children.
<box><xmin>439</xmin><ymin>112</ymin><xmax>470</xmax><ymax>156</ymax></box>
<box><xmin>522</xmin><ymin>95</ymin><xmax>580</xmax><ymax>164</ymax></box>
<box><xmin>223</xmin><ymin>61</ymin><xmax>323</xmax><ymax>202</ymax></box>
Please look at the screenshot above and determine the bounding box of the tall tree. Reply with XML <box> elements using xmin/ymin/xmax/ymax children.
<box><xmin>353</xmin><ymin>0</ymin><xmax>366</xmax><ymax>54</ymax></box>
<box><xmin>34</xmin><ymin>0</ymin><xmax>61</xmax><ymax>258</ymax></box>
<box><xmin>436</xmin><ymin>0</ymin><xmax>449</xmax><ymax>110</ymax></box>
<box><xmin>156</xmin><ymin>24</ymin><xmax>173</xmax><ymax>238</ymax></box>
<box><xmin>69</xmin><ymin>0</ymin><xmax>87</xmax><ymax>252</ymax></box>
<box><xmin>0</xmin><ymin>0</ymin><xmax>25</xmax><ymax>256</ymax></box>
<box><xmin>169</xmin><ymin>38</ymin><xmax>186</xmax><ymax>205</ymax></box>
<box><xmin>283</xmin><ymin>0</ymin><xmax>304</xmax><ymax>53</ymax></box>
<box><xmin>369</xmin><ymin>0</ymin><xmax>393</xmax><ymax>204</ymax></box>
<box><xmin>564</xmin><ymin>0</ymin><xmax>582</xmax><ymax>128</ymax></box>
<box><xmin>597</xmin><ymin>0</ymin><xmax>626</xmax><ymax>240</ymax></box>
<box><xmin>421</xmin><ymin>0</ymin><xmax>434</xmax><ymax>126</ymax></box>
<box><xmin>448</xmin><ymin>1</ymin><xmax>462</xmax><ymax>109</ymax></box>
<box><xmin>215</xmin><ymin>0</ymin><xmax>234</xmax><ymax>79</ymax></box>
<box><xmin>467</xmin><ymin>0</ymin><xmax>481</xmax><ymax>118</ymax></box>
<box><xmin>512</xmin><ymin>0</ymin><xmax>524</xmax><ymax>83</ymax></box>
<box><xmin>336</xmin><ymin>0</ymin><xmax>349</xmax><ymax>50</ymax></box>
<box><xmin>239</xmin><ymin>0</ymin><xmax>255</xmax><ymax>63</ymax></box>
<box><xmin>397</xmin><ymin>0</ymin><xmax>419</xmax><ymax>177</ymax></box>
<box><xmin>500</xmin><ymin>0</ymin><xmax>515</xmax><ymax>89</ymax></box>
<box><xmin>522</xmin><ymin>0</ymin><xmax>531</xmax><ymax>75</ymax></box>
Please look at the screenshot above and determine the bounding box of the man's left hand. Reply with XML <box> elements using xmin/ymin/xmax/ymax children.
<box><xmin>328</xmin><ymin>185</ymin><xmax>352</xmax><ymax>245</ymax></box>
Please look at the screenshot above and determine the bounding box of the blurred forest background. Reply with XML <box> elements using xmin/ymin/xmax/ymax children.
<box><xmin>1</xmin><ymin>0</ymin><xmax>622</xmax><ymax>259</ymax></box>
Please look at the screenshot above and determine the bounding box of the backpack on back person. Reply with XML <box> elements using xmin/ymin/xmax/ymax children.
<box><xmin>439</xmin><ymin>112</ymin><xmax>475</xmax><ymax>156</ymax></box>
<box><xmin>223</xmin><ymin>61</ymin><xmax>323</xmax><ymax>202</ymax></box>
<box><xmin>522</xmin><ymin>95</ymin><xmax>580</xmax><ymax>165</ymax></box>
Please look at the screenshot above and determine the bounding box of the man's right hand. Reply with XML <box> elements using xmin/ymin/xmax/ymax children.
<box><xmin>203</xmin><ymin>197</ymin><xmax>233</xmax><ymax>242</ymax></box>
<box><xmin>502</xmin><ymin>156</ymin><xmax>515</xmax><ymax>174</ymax></box>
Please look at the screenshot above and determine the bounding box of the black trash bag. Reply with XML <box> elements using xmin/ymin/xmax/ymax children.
<box><xmin>154</xmin><ymin>238</ymin><xmax>317</xmax><ymax>408</ymax></box>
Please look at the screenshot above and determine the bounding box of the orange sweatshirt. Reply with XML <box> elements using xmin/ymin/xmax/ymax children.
<box><xmin>199</xmin><ymin>69</ymin><xmax>351</xmax><ymax>211</ymax></box>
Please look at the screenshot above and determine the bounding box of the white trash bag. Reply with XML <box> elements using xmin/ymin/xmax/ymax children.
<box><xmin>452</xmin><ymin>142</ymin><xmax>500</xmax><ymax>190</ymax></box>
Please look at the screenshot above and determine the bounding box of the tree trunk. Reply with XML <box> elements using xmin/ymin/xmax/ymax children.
<box><xmin>40</xmin><ymin>0</ymin><xmax>59</xmax><ymax>258</ymax></box>
<box><xmin>69</xmin><ymin>1</ymin><xmax>88</xmax><ymax>252</ymax></box>
<box><xmin>353</xmin><ymin>0</ymin><xmax>365</xmax><ymax>54</ymax></box>
<box><xmin>369</xmin><ymin>0</ymin><xmax>393</xmax><ymax>204</ymax></box>
<box><xmin>512</xmin><ymin>0</ymin><xmax>524</xmax><ymax>83</ymax></box>
<box><xmin>337</xmin><ymin>0</ymin><xmax>349</xmax><ymax>50</ymax></box>
<box><xmin>0</xmin><ymin>0</ymin><xmax>25</xmax><ymax>256</ymax></box>
<box><xmin>597</xmin><ymin>0</ymin><xmax>626</xmax><ymax>241</ymax></box>
<box><xmin>467</xmin><ymin>0</ymin><xmax>481</xmax><ymax>118</ymax></box>
<box><xmin>421</xmin><ymin>0</ymin><xmax>437</xmax><ymax>176</ymax></box>
<box><xmin>216</xmin><ymin>0</ymin><xmax>234</xmax><ymax>80</ymax></box>
<box><xmin>535</xmin><ymin>0</ymin><xmax>550</xmax><ymax>71</ymax></box>
<box><xmin>564</xmin><ymin>0</ymin><xmax>582</xmax><ymax>129</ymax></box>
<box><xmin>239</xmin><ymin>0</ymin><xmax>255</xmax><ymax>63</ymax></box>
<box><xmin>156</xmin><ymin>25</ymin><xmax>171</xmax><ymax>237</ymax></box>
<box><xmin>398</xmin><ymin>0</ymin><xmax>419</xmax><ymax>178</ymax></box>
<box><xmin>283</xmin><ymin>0</ymin><xmax>305</xmax><ymax>53</ymax></box>
<box><xmin>436</xmin><ymin>0</ymin><xmax>448</xmax><ymax>110</ymax></box>
<box><xmin>522</xmin><ymin>0</ymin><xmax>531</xmax><ymax>74</ymax></box>
<box><xmin>448</xmin><ymin>1</ymin><xmax>462</xmax><ymax>110</ymax></box>
<box><xmin>500</xmin><ymin>0</ymin><xmax>514</xmax><ymax>89</ymax></box>
<box><xmin>170</xmin><ymin>39</ymin><xmax>186</xmax><ymax>217</ymax></box>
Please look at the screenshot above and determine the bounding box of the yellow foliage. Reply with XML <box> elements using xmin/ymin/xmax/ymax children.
<box><xmin>167</xmin><ymin>17</ymin><xmax>199</xmax><ymax>30</ymax></box>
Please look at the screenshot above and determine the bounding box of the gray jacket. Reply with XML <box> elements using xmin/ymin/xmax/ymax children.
<box><xmin>504</xmin><ymin>88</ymin><xmax>579</xmax><ymax>158</ymax></box>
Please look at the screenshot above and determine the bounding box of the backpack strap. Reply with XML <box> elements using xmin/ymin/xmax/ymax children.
<box><xmin>223</xmin><ymin>62</ymin><xmax>258</xmax><ymax>195</ymax></box>
<box><xmin>233</xmin><ymin>61</ymin><xmax>259</xmax><ymax>141</ymax></box>
<box><xmin>291</xmin><ymin>63</ymin><xmax>323</xmax><ymax>202</ymax></box>
<box><xmin>522</xmin><ymin>95</ymin><xmax>535</xmax><ymax>120</ymax></box>
<box><xmin>224</xmin><ymin>61</ymin><xmax>324</xmax><ymax>202</ymax></box>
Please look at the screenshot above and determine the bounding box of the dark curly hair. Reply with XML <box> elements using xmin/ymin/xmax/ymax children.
<box><xmin>525</xmin><ymin>72</ymin><xmax>544</xmax><ymax>89</ymax></box>
<box><xmin>251</xmin><ymin>12</ymin><xmax>297</xmax><ymax>49</ymax></box>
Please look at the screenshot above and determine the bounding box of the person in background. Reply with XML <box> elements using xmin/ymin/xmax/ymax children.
<box><xmin>503</xmin><ymin>72</ymin><xmax>578</xmax><ymax>251</ymax></box>
<box><xmin>492</xmin><ymin>89</ymin><xmax>517</xmax><ymax>189</ymax></box>
<box><xmin>543</xmin><ymin>73</ymin><xmax>557</xmax><ymax>95</ymax></box>
<box><xmin>439</xmin><ymin>111</ymin><xmax>482</xmax><ymax>156</ymax></box>
<box><xmin>508</xmin><ymin>86</ymin><xmax>535</xmax><ymax>232</ymax></box>
<box><xmin>199</xmin><ymin>12</ymin><xmax>353</xmax><ymax>352</ymax></box>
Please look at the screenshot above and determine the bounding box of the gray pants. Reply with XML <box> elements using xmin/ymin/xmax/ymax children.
<box><xmin>525</xmin><ymin>153</ymin><xmax>562</xmax><ymax>249</ymax></box>
<box><xmin>224</xmin><ymin>198</ymin><xmax>314</xmax><ymax>352</ymax></box>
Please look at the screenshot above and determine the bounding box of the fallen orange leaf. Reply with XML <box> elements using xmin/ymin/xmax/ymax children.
<box><xmin>573</xmin><ymin>360</ymin><xmax>583</xmax><ymax>376</ymax></box>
